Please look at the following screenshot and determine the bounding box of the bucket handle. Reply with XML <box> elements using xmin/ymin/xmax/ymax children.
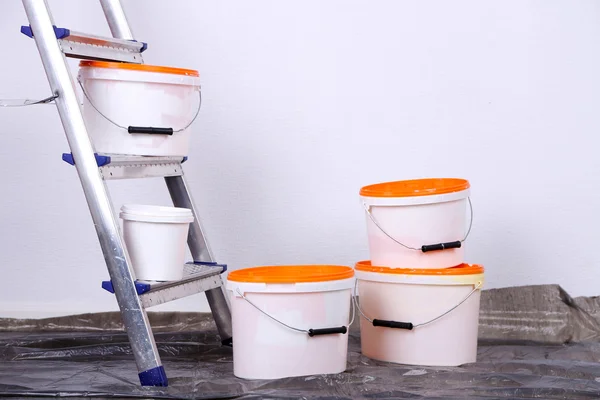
<box><xmin>353</xmin><ymin>279</ymin><xmax>482</xmax><ymax>330</ymax></box>
<box><xmin>363</xmin><ymin>197</ymin><xmax>473</xmax><ymax>253</ymax></box>
<box><xmin>235</xmin><ymin>288</ymin><xmax>354</xmax><ymax>337</ymax></box>
<box><xmin>77</xmin><ymin>79</ymin><xmax>201</xmax><ymax>135</ymax></box>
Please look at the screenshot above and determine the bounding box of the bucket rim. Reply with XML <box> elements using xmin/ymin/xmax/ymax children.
<box><xmin>355</xmin><ymin>261</ymin><xmax>484</xmax><ymax>286</ymax></box>
<box><xmin>120</xmin><ymin>204</ymin><xmax>194</xmax><ymax>223</ymax></box>
<box><xmin>227</xmin><ymin>265</ymin><xmax>354</xmax><ymax>284</ymax></box>
<box><xmin>359</xmin><ymin>178</ymin><xmax>470</xmax><ymax>198</ymax></box>
<box><xmin>79</xmin><ymin>60</ymin><xmax>199</xmax><ymax>77</ymax></box>
<box><xmin>355</xmin><ymin>261</ymin><xmax>484</xmax><ymax>275</ymax></box>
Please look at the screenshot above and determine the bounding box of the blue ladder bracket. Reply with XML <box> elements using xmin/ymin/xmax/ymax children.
<box><xmin>130</xmin><ymin>39</ymin><xmax>148</xmax><ymax>53</ymax></box>
<box><xmin>21</xmin><ymin>25</ymin><xmax>70</xmax><ymax>39</ymax></box>
<box><xmin>62</xmin><ymin>153</ymin><xmax>111</xmax><ymax>167</ymax></box>
<box><xmin>139</xmin><ymin>366</ymin><xmax>168</xmax><ymax>387</ymax></box>
<box><xmin>191</xmin><ymin>260</ymin><xmax>228</xmax><ymax>273</ymax></box>
<box><xmin>102</xmin><ymin>280</ymin><xmax>151</xmax><ymax>295</ymax></box>
<box><xmin>182</xmin><ymin>156</ymin><xmax>188</xmax><ymax>163</ymax></box>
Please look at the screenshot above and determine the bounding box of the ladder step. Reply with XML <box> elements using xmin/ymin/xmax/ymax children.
<box><xmin>102</xmin><ymin>262</ymin><xmax>227</xmax><ymax>308</ymax></box>
<box><xmin>62</xmin><ymin>153</ymin><xmax>187</xmax><ymax>180</ymax></box>
<box><xmin>22</xmin><ymin>25</ymin><xmax>146</xmax><ymax>63</ymax></box>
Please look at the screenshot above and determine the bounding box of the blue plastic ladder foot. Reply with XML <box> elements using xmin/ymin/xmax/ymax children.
<box><xmin>139</xmin><ymin>366</ymin><xmax>168</xmax><ymax>387</ymax></box>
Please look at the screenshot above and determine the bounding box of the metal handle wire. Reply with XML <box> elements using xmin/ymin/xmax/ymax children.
<box><xmin>353</xmin><ymin>279</ymin><xmax>482</xmax><ymax>328</ymax></box>
<box><xmin>236</xmin><ymin>288</ymin><xmax>355</xmax><ymax>334</ymax></box>
<box><xmin>77</xmin><ymin>79</ymin><xmax>201</xmax><ymax>133</ymax></box>
<box><xmin>363</xmin><ymin>197</ymin><xmax>474</xmax><ymax>251</ymax></box>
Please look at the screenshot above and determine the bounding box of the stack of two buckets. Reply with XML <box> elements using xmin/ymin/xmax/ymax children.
<box><xmin>226</xmin><ymin>178</ymin><xmax>483</xmax><ymax>380</ymax></box>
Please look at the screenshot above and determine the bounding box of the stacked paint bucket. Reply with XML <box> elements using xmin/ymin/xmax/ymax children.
<box><xmin>227</xmin><ymin>265</ymin><xmax>355</xmax><ymax>379</ymax></box>
<box><xmin>356</xmin><ymin>178</ymin><xmax>484</xmax><ymax>366</ymax></box>
<box><xmin>225</xmin><ymin>178</ymin><xmax>482</xmax><ymax>380</ymax></box>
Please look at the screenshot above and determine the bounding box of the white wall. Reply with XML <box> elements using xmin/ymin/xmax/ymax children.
<box><xmin>1</xmin><ymin>0</ymin><xmax>599</xmax><ymax>318</ymax></box>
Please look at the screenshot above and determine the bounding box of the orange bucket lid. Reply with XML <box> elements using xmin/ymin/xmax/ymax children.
<box><xmin>79</xmin><ymin>61</ymin><xmax>199</xmax><ymax>77</ymax></box>
<box><xmin>359</xmin><ymin>178</ymin><xmax>470</xmax><ymax>198</ymax></box>
<box><xmin>227</xmin><ymin>265</ymin><xmax>354</xmax><ymax>283</ymax></box>
<box><xmin>355</xmin><ymin>260</ymin><xmax>483</xmax><ymax>276</ymax></box>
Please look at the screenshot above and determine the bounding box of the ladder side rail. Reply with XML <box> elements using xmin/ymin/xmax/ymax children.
<box><xmin>165</xmin><ymin>176</ymin><xmax>215</xmax><ymax>262</ymax></box>
<box><xmin>165</xmin><ymin>176</ymin><xmax>233</xmax><ymax>344</ymax></box>
<box><xmin>22</xmin><ymin>0</ymin><xmax>164</xmax><ymax>381</ymax></box>
<box><xmin>99</xmin><ymin>0</ymin><xmax>134</xmax><ymax>40</ymax></box>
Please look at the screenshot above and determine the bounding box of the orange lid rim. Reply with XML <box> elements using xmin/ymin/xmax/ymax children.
<box><xmin>355</xmin><ymin>261</ymin><xmax>484</xmax><ymax>276</ymax></box>
<box><xmin>79</xmin><ymin>61</ymin><xmax>199</xmax><ymax>77</ymax></box>
<box><xmin>227</xmin><ymin>265</ymin><xmax>354</xmax><ymax>283</ymax></box>
<box><xmin>359</xmin><ymin>178</ymin><xmax>470</xmax><ymax>198</ymax></box>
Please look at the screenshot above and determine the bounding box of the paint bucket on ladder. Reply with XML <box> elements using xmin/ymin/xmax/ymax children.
<box><xmin>354</xmin><ymin>261</ymin><xmax>483</xmax><ymax>366</ymax></box>
<box><xmin>360</xmin><ymin>178</ymin><xmax>472</xmax><ymax>269</ymax></box>
<box><xmin>226</xmin><ymin>265</ymin><xmax>355</xmax><ymax>379</ymax></box>
<box><xmin>78</xmin><ymin>61</ymin><xmax>201</xmax><ymax>156</ymax></box>
<box><xmin>120</xmin><ymin>204</ymin><xmax>194</xmax><ymax>281</ymax></box>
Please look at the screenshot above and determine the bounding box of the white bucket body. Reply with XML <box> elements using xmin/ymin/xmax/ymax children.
<box><xmin>78</xmin><ymin>67</ymin><xmax>201</xmax><ymax>156</ymax></box>
<box><xmin>356</xmin><ymin>269</ymin><xmax>482</xmax><ymax>366</ymax></box>
<box><xmin>120</xmin><ymin>204</ymin><xmax>194</xmax><ymax>281</ymax></box>
<box><xmin>227</xmin><ymin>278</ymin><xmax>353</xmax><ymax>380</ymax></box>
<box><xmin>362</xmin><ymin>189</ymin><xmax>469</xmax><ymax>269</ymax></box>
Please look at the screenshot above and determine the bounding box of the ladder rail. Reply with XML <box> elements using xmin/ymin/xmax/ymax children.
<box><xmin>165</xmin><ymin>176</ymin><xmax>233</xmax><ymax>344</ymax></box>
<box><xmin>99</xmin><ymin>0</ymin><xmax>134</xmax><ymax>40</ymax></box>
<box><xmin>22</xmin><ymin>0</ymin><xmax>163</xmax><ymax>379</ymax></box>
<box><xmin>165</xmin><ymin>176</ymin><xmax>215</xmax><ymax>262</ymax></box>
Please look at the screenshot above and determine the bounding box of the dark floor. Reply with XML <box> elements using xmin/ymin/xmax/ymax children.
<box><xmin>2</xmin><ymin>329</ymin><xmax>600</xmax><ymax>399</ymax></box>
<box><xmin>2</xmin><ymin>284</ymin><xmax>600</xmax><ymax>399</ymax></box>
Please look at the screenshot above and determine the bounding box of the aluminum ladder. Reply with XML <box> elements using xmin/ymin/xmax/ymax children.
<box><xmin>20</xmin><ymin>0</ymin><xmax>232</xmax><ymax>387</ymax></box>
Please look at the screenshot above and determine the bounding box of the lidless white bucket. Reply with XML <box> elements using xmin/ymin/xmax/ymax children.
<box><xmin>226</xmin><ymin>265</ymin><xmax>355</xmax><ymax>380</ymax></box>
<box><xmin>120</xmin><ymin>204</ymin><xmax>194</xmax><ymax>281</ymax></box>
<box><xmin>355</xmin><ymin>261</ymin><xmax>484</xmax><ymax>367</ymax></box>
<box><xmin>78</xmin><ymin>61</ymin><xmax>201</xmax><ymax>156</ymax></box>
<box><xmin>360</xmin><ymin>178</ymin><xmax>472</xmax><ymax>269</ymax></box>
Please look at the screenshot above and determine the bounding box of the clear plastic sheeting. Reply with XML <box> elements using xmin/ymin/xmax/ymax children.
<box><xmin>1</xmin><ymin>285</ymin><xmax>600</xmax><ymax>399</ymax></box>
<box><xmin>479</xmin><ymin>284</ymin><xmax>600</xmax><ymax>343</ymax></box>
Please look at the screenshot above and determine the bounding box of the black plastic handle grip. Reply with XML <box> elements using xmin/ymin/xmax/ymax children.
<box><xmin>372</xmin><ymin>319</ymin><xmax>414</xmax><ymax>330</ymax></box>
<box><xmin>128</xmin><ymin>126</ymin><xmax>174</xmax><ymax>135</ymax></box>
<box><xmin>308</xmin><ymin>326</ymin><xmax>348</xmax><ymax>337</ymax></box>
<box><xmin>421</xmin><ymin>240</ymin><xmax>462</xmax><ymax>253</ymax></box>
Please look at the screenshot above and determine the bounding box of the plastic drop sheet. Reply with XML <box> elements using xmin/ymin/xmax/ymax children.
<box><xmin>1</xmin><ymin>284</ymin><xmax>600</xmax><ymax>399</ymax></box>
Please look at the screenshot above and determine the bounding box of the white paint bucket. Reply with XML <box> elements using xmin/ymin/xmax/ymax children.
<box><xmin>355</xmin><ymin>261</ymin><xmax>484</xmax><ymax>367</ymax></box>
<box><xmin>78</xmin><ymin>61</ymin><xmax>201</xmax><ymax>156</ymax></box>
<box><xmin>360</xmin><ymin>178</ymin><xmax>472</xmax><ymax>269</ymax></box>
<box><xmin>227</xmin><ymin>265</ymin><xmax>355</xmax><ymax>380</ymax></box>
<box><xmin>120</xmin><ymin>204</ymin><xmax>194</xmax><ymax>281</ymax></box>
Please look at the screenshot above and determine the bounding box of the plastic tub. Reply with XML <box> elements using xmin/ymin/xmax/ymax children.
<box><xmin>227</xmin><ymin>265</ymin><xmax>355</xmax><ymax>379</ymax></box>
<box><xmin>78</xmin><ymin>61</ymin><xmax>201</xmax><ymax>156</ymax></box>
<box><xmin>120</xmin><ymin>204</ymin><xmax>194</xmax><ymax>281</ymax></box>
<box><xmin>355</xmin><ymin>261</ymin><xmax>483</xmax><ymax>366</ymax></box>
<box><xmin>360</xmin><ymin>178</ymin><xmax>471</xmax><ymax>269</ymax></box>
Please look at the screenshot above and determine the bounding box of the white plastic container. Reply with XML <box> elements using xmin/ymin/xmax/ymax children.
<box><xmin>360</xmin><ymin>178</ymin><xmax>471</xmax><ymax>269</ymax></box>
<box><xmin>227</xmin><ymin>265</ymin><xmax>355</xmax><ymax>380</ymax></box>
<box><xmin>355</xmin><ymin>261</ymin><xmax>484</xmax><ymax>367</ymax></box>
<box><xmin>120</xmin><ymin>204</ymin><xmax>194</xmax><ymax>281</ymax></box>
<box><xmin>78</xmin><ymin>61</ymin><xmax>201</xmax><ymax>156</ymax></box>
